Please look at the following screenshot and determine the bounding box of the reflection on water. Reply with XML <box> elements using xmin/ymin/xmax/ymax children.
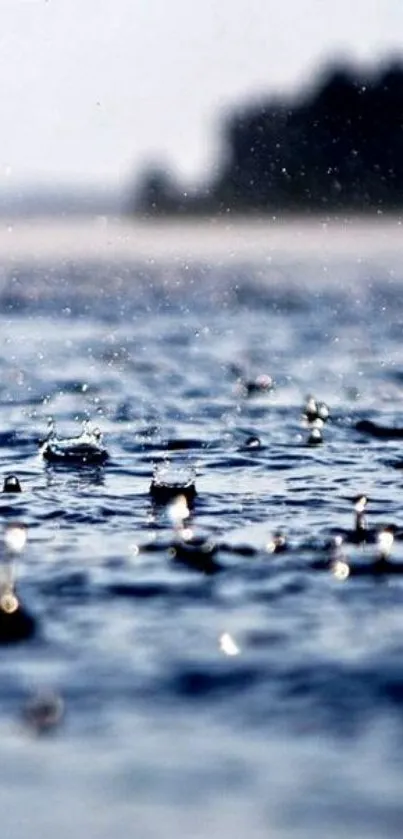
<box><xmin>0</xmin><ymin>220</ymin><xmax>403</xmax><ymax>837</ymax></box>
<box><xmin>0</xmin><ymin>524</ymin><xmax>36</xmax><ymax>644</ymax></box>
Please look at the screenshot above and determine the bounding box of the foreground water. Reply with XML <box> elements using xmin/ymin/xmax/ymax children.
<box><xmin>2</xmin><ymin>218</ymin><xmax>403</xmax><ymax>837</ymax></box>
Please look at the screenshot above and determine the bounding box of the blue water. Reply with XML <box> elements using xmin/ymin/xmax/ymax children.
<box><xmin>1</xmin><ymin>234</ymin><xmax>403</xmax><ymax>837</ymax></box>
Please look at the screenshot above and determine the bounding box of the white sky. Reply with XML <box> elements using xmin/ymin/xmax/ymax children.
<box><xmin>1</xmin><ymin>0</ymin><xmax>402</xmax><ymax>186</ymax></box>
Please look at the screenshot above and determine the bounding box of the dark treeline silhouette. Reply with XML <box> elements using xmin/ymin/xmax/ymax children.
<box><xmin>130</xmin><ymin>59</ymin><xmax>403</xmax><ymax>216</ymax></box>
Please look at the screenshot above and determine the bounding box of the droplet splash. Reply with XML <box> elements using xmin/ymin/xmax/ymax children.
<box><xmin>40</xmin><ymin>419</ymin><xmax>109</xmax><ymax>466</ymax></box>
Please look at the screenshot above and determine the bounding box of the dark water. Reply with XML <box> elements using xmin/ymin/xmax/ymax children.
<box><xmin>2</xmin><ymin>237</ymin><xmax>403</xmax><ymax>838</ymax></box>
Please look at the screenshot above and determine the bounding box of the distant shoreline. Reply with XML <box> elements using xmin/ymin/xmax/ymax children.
<box><xmin>0</xmin><ymin>214</ymin><xmax>402</xmax><ymax>265</ymax></box>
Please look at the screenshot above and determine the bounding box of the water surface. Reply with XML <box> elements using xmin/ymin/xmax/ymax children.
<box><xmin>1</xmin><ymin>217</ymin><xmax>403</xmax><ymax>838</ymax></box>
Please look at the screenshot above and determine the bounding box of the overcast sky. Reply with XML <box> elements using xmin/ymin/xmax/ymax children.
<box><xmin>1</xmin><ymin>0</ymin><xmax>402</xmax><ymax>187</ymax></box>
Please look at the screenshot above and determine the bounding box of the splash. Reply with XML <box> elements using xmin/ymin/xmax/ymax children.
<box><xmin>150</xmin><ymin>462</ymin><xmax>196</xmax><ymax>506</ymax></box>
<box><xmin>39</xmin><ymin>419</ymin><xmax>109</xmax><ymax>466</ymax></box>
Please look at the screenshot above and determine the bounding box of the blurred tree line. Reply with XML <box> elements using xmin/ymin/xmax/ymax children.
<box><xmin>130</xmin><ymin>60</ymin><xmax>403</xmax><ymax>216</ymax></box>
